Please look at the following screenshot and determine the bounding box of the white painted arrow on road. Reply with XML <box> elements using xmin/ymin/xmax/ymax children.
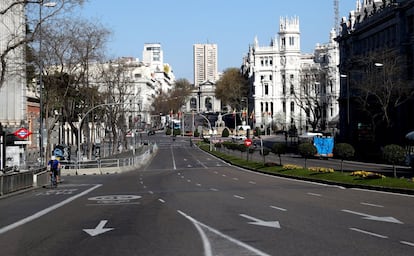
<box><xmin>341</xmin><ymin>209</ymin><xmax>403</xmax><ymax>224</ymax></box>
<box><xmin>240</xmin><ymin>214</ymin><xmax>281</xmax><ymax>229</ymax></box>
<box><xmin>83</xmin><ymin>220</ymin><xmax>114</xmax><ymax>237</ymax></box>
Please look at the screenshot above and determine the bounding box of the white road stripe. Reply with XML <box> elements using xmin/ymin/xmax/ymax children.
<box><xmin>177</xmin><ymin>210</ymin><xmax>271</xmax><ymax>256</ymax></box>
<box><xmin>361</xmin><ymin>202</ymin><xmax>384</xmax><ymax>208</ymax></box>
<box><xmin>307</xmin><ymin>192</ymin><xmax>322</xmax><ymax>197</ymax></box>
<box><xmin>0</xmin><ymin>184</ymin><xmax>102</xmax><ymax>235</ymax></box>
<box><xmin>400</xmin><ymin>241</ymin><xmax>414</xmax><ymax>247</ymax></box>
<box><xmin>210</xmin><ymin>188</ymin><xmax>219</xmax><ymax>192</ymax></box>
<box><xmin>249</xmin><ymin>181</ymin><xmax>256</xmax><ymax>184</ymax></box>
<box><xmin>270</xmin><ymin>206</ymin><xmax>287</xmax><ymax>212</ymax></box>
<box><xmin>233</xmin><ymin>195</ymin><xmax>245</xmax><ymax>200</ymax></box>
<box><xmin>350</xmin><ymin>228</ymin><xmax>388</xmax><ymax>239</ymax></box>
<box><xmin>158</xmin><ymin>199</ymin><xmax>166</xmax><ymax>203</ymax></box>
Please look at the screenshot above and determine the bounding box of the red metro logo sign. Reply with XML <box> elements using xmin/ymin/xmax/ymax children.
<box><xmin>244</xmin><ymin>138</ymin><xmax>253</xmax><ymax>147</ymax></box>
<box><xmin>14</xmin><ymin>128</ymin><xmax>32</xmax><ymax>139</ymax></box>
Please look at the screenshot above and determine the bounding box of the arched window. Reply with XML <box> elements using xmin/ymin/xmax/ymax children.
<box><xmin>205</xmin><ymin>97</ymin><xmax>212</xmax><ymax>111</ymax></box>
<box><xmin>190</xmin><ymin>97</ymin><xmax>197</xmax><ymax>110</ymax></box>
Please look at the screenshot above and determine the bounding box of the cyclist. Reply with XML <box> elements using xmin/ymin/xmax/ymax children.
<box><xmin>47</xmin><ymin>155</ymin><xmax>60</xmax><ymax>188</ymax></box>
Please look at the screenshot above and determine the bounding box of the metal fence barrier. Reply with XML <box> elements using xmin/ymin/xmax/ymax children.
<box><xmin>0</xmin><ymin>144</ymin><xmax>157</xmax><ymax>197</ymax></box>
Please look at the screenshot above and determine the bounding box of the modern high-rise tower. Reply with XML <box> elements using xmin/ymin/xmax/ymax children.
<box><xmin>193</xmin><ymin>43</ymin><xmax>218</xmax><ymax>86</ymax></box>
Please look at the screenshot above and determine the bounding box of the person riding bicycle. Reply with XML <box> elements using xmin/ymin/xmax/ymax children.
<box><xmin>47</xmin><ymin>155</ymin><xmax>61</xmax><ymax>185</ymax></box>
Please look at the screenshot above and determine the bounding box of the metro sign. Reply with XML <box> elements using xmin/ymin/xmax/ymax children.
<box><xmin>14</xmin><ymin>127</ymin><xmax>32</xmax><ymax>139</ymax></box>
<box><xmin>244</xmin><ymin>138</ymin><xmax>253</xmax><ymax>147</ymax></box>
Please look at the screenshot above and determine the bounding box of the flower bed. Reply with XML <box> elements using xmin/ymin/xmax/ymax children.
<box><xmin>282</xmin><ymin>164</ymin><xmax>303</xmax><ymax>170</ymax></box>
<box><xmin>350</xmin><ymin>171</ymin><xmax>385</xmax><ymax>179</ymax></box>
<box><xmin>308</xmin><ymin>167</ymin><xmax>335</xmax><ymax>173</ymax></box>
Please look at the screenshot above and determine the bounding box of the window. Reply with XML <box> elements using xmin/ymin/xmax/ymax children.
<box><xmin>205</xmin><ymin>97</ymin><xmax>212</xmax><ymax>111</ymax></box>
<box><xmin>290</xmin><ymin>102</ymin><xmax>295</xmax><ymax>113</ymax></box>
<box><xmin>265</xmin><ymin>83</ymin><xmax>269</xmax><ymax>95</ymax></box>
<box><xmin>269</xmin><ymin>75</ymin><xmax>273</xmax><ymax>81</ymax></box>
<box><xmin>190</xmin><ymin>98</ymin><xmax>197</xmax><ymax>109</ymax></box>
<box><xmin>281</xmin><ymin>37</ymin><xmax>286</xmax><ymax>47</ymax></box>
<box><xmin>282</xmin><ymin>101</ymin><xmax>286</xmax><ymax>113</ymax></box>
<box><xmin>269</xmin><ymin>58</ymin><xmax>273</xmax><ymax>65</ymax></box>
<box><xmin>289</xmin><ymin>36</ymin><xmax>295</xmax><ymax>46</ymax></box>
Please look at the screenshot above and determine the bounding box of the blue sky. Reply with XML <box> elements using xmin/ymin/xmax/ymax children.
<box><xmin>77</xmin><ymin>0</ymin><xmax>357</xmax><ymax>83</ymax></box>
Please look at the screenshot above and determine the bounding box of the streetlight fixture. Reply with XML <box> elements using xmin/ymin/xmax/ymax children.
<box><xmin>38</xmin><ymin>0</ymin><xmax>56</xmax><ymax>166</ymax></box>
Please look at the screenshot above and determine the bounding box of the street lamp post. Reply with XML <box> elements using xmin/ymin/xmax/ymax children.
<box><xmin>38</xmin><ymin>0</ymin><xmax>56</xmax><ymax>166</ymax></box>
<box><xmin>340</xmin><ymin>74</ymin><xmax>350</xmax><ymax>125</ymax></box>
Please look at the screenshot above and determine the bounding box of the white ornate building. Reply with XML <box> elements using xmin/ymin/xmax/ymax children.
<box><xmin>242</xmin><ymin>17</ymin><xmax>340</xmax><ymax>134</ymax></box>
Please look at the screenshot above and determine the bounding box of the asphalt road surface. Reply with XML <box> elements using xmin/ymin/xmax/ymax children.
<box><xmin>0</xmin><ymin>134</ymin><xmax>413</xmax><ymax>255</ymax></box>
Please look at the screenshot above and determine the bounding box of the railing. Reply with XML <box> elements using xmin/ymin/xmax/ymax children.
<box><xmin>0</xmin><ymin>144</ymin><xmax>157</xmax><ymax>197</ymax></box>
<box><xmin>0</xmin><ymin>171</ymin><xmax>34</xmax><ymax>196</ymax></box>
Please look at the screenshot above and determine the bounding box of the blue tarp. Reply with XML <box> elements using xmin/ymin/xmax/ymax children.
<box><xmin>313</xmin><ymin>137</ymin><xmax>334</xmax><ymax>157</ymax></box>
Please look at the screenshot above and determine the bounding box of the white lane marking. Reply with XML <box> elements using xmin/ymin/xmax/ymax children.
<box><xmin>233</xmin><ymin>195</ymin><xmax>245</xmax><ymax>200</ymax></box>
<box><xmin>171</xmin><ymin>145</ymin><xmax>177</xmax><ymax>170</ymax></box>
<box><xmin>210</xmin><ymin>188</ymin><xmax>219</xmax><ymax>192</ymax></box>
<box><xmin>232</xmin><ymin>178</ymin><xmax>239</xmax><ymax>181</ymax></box>
<box><xmin>0</xmin><ymin>184</ymin><xmax>102</xmax><ymax>235</ymax></box>
<box><xmin>178</xmin><ymin>210</ymin><xmax>271</xmax><ymax>256</ymax></box>
<box><xmin>187</xmin><ymin>179</ymin><xmax>192</xmax><ymax>182</ymax></box>
<box><xmin>196</xmin><ymin>183</ymin><xmax>202</xmax><ymax>187</ymax></box>
<box><xmin>197</xmin><ymin>160</ymin><xmax>208</xmax><ymax>169</ymax></box>
<box><xmin>361</xmin><ymin>202</ymin><xmax>384</xmax><ymax>208</ymax></box>
<box><xmin>400</xmin><ymin>241</ymin><xmax>414</xmax><ymax>247</ymax></box>
<box><xmin>342</xmin><ymin>209</ymin><xmax>403</xmax><ymax>224</ymax></box>
<box><xmin>148</xmin><ymin>191</ymin><xmax>154</xmax><ymax>194</ymax></box>
<box><xmin>270</xmin><ymin>206</ymin><xmax>287</xmax><ymax>212</ymax></box>
<box><xmin>158</xmin><ymin>199</ymin><xmax>166</xmax><ymax>203</ymax></box>
<box><xmin>350</xmin><ymin>228</ymin><xmax>388</xmax><ymax>239</ymax></box>
<box><xmin>249</xmin><ymin>181</ymin><xmax>256</xmax><ymax>184</ymax></box>
<box><xmin>351</xmin><ymin>188</ymin><xmax>414</xmax><ymax>198</ymax></box>
<box><xmin>222</xmin><ymin>174</ymin><xmax>227</xmax><ymax>177</ymax></box>
<box><xmin>83</xmin><ymin>220</ymin><xmax>114</xmax><ymax>237</ymax></box>
<box><xmin>240</xmin><ymin>214</ymin><xmax>281</xmax><ymax>229</ymax></box>
<box><xmin>307</xmin><ymin>192</ymin><xmax>322</xmax><ymax>197</ymax></box>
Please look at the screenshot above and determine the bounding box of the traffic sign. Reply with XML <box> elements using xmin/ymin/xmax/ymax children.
<box><xmin>13</xmin><ymin>128</ymin><xmax>32</xmax><ymax>139</ymax></box>
<box><xmin>244</xmin><ymin>138</ymin><xmax>253</xmax><ymax>147</ymax></box>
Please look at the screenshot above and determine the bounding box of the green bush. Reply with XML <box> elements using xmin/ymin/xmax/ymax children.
<box><xmin>222</xmin><ymin>128</ymin><xmax>230</xmax><ymax>137</ymax></box>
<box><xmin>166</xmin><ymin>127</ymin><xmax>171</xmax><ymax>135</ymax></box>
<box><xmin>272</xmin><ymin>143</ymin><xmax>287</xmax><ymax>165</ymax></box>
<box><xmin>383</xmin><ymin>144</ymin><xmax>406</xmax><ymax>177</ymax></box>
<box><xmin>334</xmin><ymin>143</ymin><xmax>355</xmax><ymax>172</ymax></box>
<box><xmin>194</xmin><ymin>130</ymin><xmax>200</xmax><ymax>137</ymax></box>
<box><xmin>298</xmin><ymin>143</ymin><xmax>317</xmax><ymax>168</ymax></box>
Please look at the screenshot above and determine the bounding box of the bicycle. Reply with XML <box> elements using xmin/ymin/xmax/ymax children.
<box><xmin>50</xmin><ymin>170</ymin><xmax>58</xmax><ymax>188</ymax></box>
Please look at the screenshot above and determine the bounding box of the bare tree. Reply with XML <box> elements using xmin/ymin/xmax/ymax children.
<box><xmin>353</xmin><ymin>50</ymin><xmax>414</xmax><ymax>140</ymax></box>
<box><xmin>0</xmin><ymin>0</ymin><xmax>84</xmax><ymax>89</ymax></box>
<box><xmin>151</xmin><ymin>78</ymin><xmax>192</xmax><ymax>116</ymax></box>
<box><xmin>97</xmin><ymin>59</ymin><xmax>136</xmax><ymax>154</ymax></box>
<box><xmin>36</xmin><ymin>16</ymin><xmax>109</xmax><ymax>158</ymax></box>
<box><xmin>294</xmin><ymin>67</ymin><xmax>325</xmax><ymax>131</ymax></box>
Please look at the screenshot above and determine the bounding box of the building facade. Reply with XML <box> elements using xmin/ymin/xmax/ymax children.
<box><xmin>242</xmin><ymin>17</ymin><xmax>340</xmax><ymax>134</ymax></box>
<box><xmin>193</xmin><ymin>43</ymin><xmax>218</xmax><ymax>87</ymax></box>
<box><xmin>0</xmin><ymin>1</ymin><xmax>29</xmax><ymax>169</ymax></box>
<box><xmin>337</xmin><ymin>0</ymin><xmax>414</xmax><ymax>148</ymax></box>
